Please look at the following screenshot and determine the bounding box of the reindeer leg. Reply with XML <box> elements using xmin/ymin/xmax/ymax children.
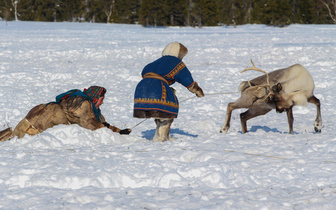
<box><xmin>240</xmin><ymin>110</ymin><xmax>249</xmax><ymax>134</ymax></box>
<box><xmin>286</xmin><ymin>106</ymin><xmax>294</xmax><ymax>134</ymax></box>
<box><xmin>220</xmin><ymin>102</ymin><xmax>235</xmax><ymax>133</ymax></box>
<box><xmin>221</xmin><ymin>99</ymin><xmax>252</xmax><ymax>133</ymax></box>
<box><xmin>240</xmin><ymin>107</ymin><xmax>272</xmax><ymax>133</ymax></box>
<box><xmin>221</xmin><ymin>92</ymin><xmax>264</xmax><ymax>134</ymax></box>
<box><xmin>308</xmin><ymin>95</ymin><xmax>322</xmax><ymax>133</ymax></box>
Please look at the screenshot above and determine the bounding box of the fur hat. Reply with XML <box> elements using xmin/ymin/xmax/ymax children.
<box><xmin>162</xmin><ymin>42</ymin><xmax>188</xmax><ymax>60</ymax></box>
<box><xmin>83</xmin><ymin>86</ymin><xmax>106</xmax><ymax>104</ymax></box>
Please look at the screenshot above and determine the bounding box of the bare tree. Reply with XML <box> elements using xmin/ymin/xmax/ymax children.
<box><xmin>11</xmin><ymin>0</ymin><xmax>19</xmax><ymax>21</ymax></box>
<box><xmin>244</xmin><ymin>0</ymin><xmax>253</xmax><ymax>24</ymax></box>
<box><xmin>321</xmin><ymin>0</ymin><xmax>336</xmax><ymax>23</ymax></box>
<box><xmin>103</xmin><ymin>0</ymin><xmax>115</xmax><ymax>23</ymax></box>
<box><xmin>231</xmin><ymin>0</ymin><xmax>237</xmax><ymax>28</ymax></box>
<box><xmin>53</xmin><ymin>0</ymin><xmax>61</xmax><ymax>22</ymax></box>
<box><xmin>186</xmin><ymin>0</ymin><xmax>193</xmax><ymax>26</ymax></box>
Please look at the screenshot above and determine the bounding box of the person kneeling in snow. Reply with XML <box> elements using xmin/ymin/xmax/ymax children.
<box><xmin>0</xmin><ymin>86</ymin><xmax>131</xmax><ymax>142</ymax></box>
<box><xmin>133</xmin><ymin>42</ymin><xmax>204</xmax><ymax>142</ymax></box>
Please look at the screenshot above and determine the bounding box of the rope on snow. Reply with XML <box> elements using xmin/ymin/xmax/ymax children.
<box><xmin>131</xmin><ymin>91</ymin><xmax>239</xmax><ymax>129</ymax></box>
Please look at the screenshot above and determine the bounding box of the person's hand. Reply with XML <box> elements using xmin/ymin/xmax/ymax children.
<box><xmin>119</xmin><ymin>129</ymin><xmax>131</xmax><ymax>135</ymax></box>
<box><xmin>195</xmin><ymin>88</ymin><xmax>204</xmax><ymax>97</ymax></box>
<box><xmin>188</xmin><ymin>82</ymin><xmax>204</xmax><ymax>97</ymax></box>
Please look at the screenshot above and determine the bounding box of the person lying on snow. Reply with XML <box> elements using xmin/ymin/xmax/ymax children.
<box><xmin>0</xmin><ymin>86</ymin><xmax>131</xmax><ymax>142</ymax></box>
<box><xmin>133</xmin><ymin>42</ymin><xmax>204</xmax><ymax>142</ymax></box>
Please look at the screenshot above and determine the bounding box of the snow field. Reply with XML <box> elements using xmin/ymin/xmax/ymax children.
<box><xmin>0</xmin><ymin>21</ymin><xmax>336</xmax><ymax>209</ymax></box>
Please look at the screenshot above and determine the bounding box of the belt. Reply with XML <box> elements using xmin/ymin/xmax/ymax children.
<box><xmin>143</xmin><ymin>73</ymin><xmax>169</xmax><ymax>85</ymax></box>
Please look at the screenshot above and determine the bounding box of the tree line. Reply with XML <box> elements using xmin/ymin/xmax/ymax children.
<box><xmin>1</xmin><ymin>0</ymin><xmax>335</xmax><ymax>27</ymax></box>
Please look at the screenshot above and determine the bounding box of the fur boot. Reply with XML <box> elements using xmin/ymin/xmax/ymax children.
<box><xmin>0</xmin><ymin>127</ymin><xmax>13</xmax><ymax>142</ymax></box>
<box><xmin>153</xmin><ymin>118</ymin><xmax>174</xmax><ymax>142</ymax></box>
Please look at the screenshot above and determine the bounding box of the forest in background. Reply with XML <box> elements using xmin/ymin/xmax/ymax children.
<box><xmin>1</xmin><ymin>0</ymin><xmax>336</xmax><ymax>27</ymax></box>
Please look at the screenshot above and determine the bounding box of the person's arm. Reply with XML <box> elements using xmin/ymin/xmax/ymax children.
<box><xmin>102</xmin><ymin>122</ymin><xmax>120</xmax><ymax>132</ymax></box>
<box><xmin>100</xmin><ymin>113</ymin><xmax>131</xmax><ymax>135</ymax></box>
<box><xmin>69</xmin><ymin>98</ymin><xmax>131</xmax><ymax>134</ymax></box>
<box><xmin>173</xmin><ymin>63</ymin><xmax>204</xmax><ymax>97</ymax></box>
<box><xmin>71</xmin><ymin>100</ymin><xmax>105</xmax><ymax>130</ymax></box>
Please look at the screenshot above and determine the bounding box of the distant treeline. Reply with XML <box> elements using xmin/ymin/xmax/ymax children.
<box><xmin>1</xmin><ymin>0</ymin><xmax>335</xmax><ymax>26</ymax></box>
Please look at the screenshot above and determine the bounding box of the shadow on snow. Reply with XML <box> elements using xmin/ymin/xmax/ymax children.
<box><xmin>245</xmin><ymin>125</ymin><xmax>301</xmax><ymax>134</ymax></box>
<box><xmin>142</xmin><ymin>128</ymin><xmax>198</xmax><ymax>140</ymax></box>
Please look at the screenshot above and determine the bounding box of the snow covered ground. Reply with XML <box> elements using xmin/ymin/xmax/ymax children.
<box><xmin>1</xmin><ymin>21</ymin><xmax>336</xmax><ymax>209</ymax></box>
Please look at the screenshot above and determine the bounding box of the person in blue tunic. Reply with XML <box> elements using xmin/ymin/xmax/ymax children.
<box><xmin>134</xmin><ymin>42</ymin><xmax>204</xmax><ymax>142</ymax></box>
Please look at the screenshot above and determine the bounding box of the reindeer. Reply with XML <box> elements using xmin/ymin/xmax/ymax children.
<box><xmin>220</xmin><ymin>60</ymin><xmax>322</xmax><ymax>134</ymax></box>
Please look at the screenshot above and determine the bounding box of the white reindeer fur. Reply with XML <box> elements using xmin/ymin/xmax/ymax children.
<box><xmin>275</xmin><ymin>64</ymin><xmax>314</xmax><ymax>107</ymax></box>
<box><xmin>240</xmin><ymin>64</ymin><xmax>315</xmax><ymax>107</ymax></box>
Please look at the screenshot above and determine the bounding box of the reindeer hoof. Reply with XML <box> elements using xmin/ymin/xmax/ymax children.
<box><xmin>314</xmin><ymin>127</ymin><xmax>321</xmax><ymax>133</ymax></box>
<box><xmin>220</xmin><ymin>126</ymin><xmax>229</xmax><ymax>133</ymax></box>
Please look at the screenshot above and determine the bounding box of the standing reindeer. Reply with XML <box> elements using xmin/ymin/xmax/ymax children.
<box><xmin>220</xmin><ymin>61</ymin><xmax>322</xmax><ymax>134</ymax></box>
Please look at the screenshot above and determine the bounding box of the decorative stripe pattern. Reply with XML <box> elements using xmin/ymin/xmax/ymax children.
<box><xmin>134</xmin><ymin>107</ymin><xmax>178</xmax><ymax>115</ymax></box>
<box><xmin>134</xmin><ymin>98</ymin><xmax>179</xmax><ymax>108</ymax></box>
<box><xmin>165</xmin><ymin>62</ymin><xmax>186</xmax><ymax>78</ymax></box>
<box><xmin>161</xmin><ymin>82</ymin><xmax>167</xmax><ymax>101</ymax></box>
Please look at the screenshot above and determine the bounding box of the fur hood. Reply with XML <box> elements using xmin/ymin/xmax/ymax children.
<box><xmin>162</xmin><ymin>42</ymin><xmax>188</xmax><ymax>60</ymax></box>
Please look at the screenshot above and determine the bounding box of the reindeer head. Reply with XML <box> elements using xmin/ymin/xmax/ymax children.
<box><xmin>270</xmin><ymin>83</ymin><xmax>293</xmax><ymax>113</ymax></box>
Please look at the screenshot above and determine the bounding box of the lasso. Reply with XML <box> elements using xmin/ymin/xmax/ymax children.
<box><xmin>131</xmin><ymin>92</ymin><xmax>238</xmax><ymax>129</ymax></box>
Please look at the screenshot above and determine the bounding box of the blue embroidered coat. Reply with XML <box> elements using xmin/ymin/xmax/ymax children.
<box><xmin>134</xmin><ymin>55</ymin><xmax>195</xmax><ymax>117</ymax></box>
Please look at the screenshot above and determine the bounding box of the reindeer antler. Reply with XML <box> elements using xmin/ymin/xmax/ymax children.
<box><xmin>241</xmin><ymin>59</ymin><xmax>270</xmax><ymax>85</ymax></box>
<box><xmin>241</xmin><ymin>60</ymin><xmax>273</xmax><ymax>101</ymax></box>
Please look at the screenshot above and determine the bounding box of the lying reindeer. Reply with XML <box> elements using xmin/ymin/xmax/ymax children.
<box><xmin>220</xmin><ymin>60</ymin><xmax>322</xmax><ymax>134</ymax></box>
